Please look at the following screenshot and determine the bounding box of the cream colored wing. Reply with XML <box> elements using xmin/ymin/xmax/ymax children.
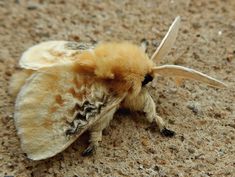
<box><xmin>20</xmin><ymin>41</ymin><xmax>95</xmax><ymax>70</ymax></box>
<box><xmin>14</xmin><ymin>65</ymin><xmax>125</xmax><ymax>160</ymax></box>
<box><xmin>152</xmin><ymin>65</ymin><xmax>226</xmax><ymax>88</ymax></box>
<box><xmin>9</xmin><ymin>70</ymin><xmax>34</xmax><ymax>98</ymax></box>
<box><xmin>151</xmin><ymin>16</ymin><xmax>181</xmax><ymax>64</ymax></box>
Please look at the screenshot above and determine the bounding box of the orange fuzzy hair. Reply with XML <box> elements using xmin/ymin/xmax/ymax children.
<box><xmin>74</xmin><ymin>42</ymin><xmax>154</xmax><ymax>95</ymax></box>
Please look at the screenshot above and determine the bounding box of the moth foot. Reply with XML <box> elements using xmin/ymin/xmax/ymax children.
<box><xmin>161</xmin><ymin>127</ymin><xmax>175</xmax><ymax>137</ymax></box>
<box><xmin>82</xmin><ymin>144</ymin><xmax>97</xmax><ymax>156</ymax></box>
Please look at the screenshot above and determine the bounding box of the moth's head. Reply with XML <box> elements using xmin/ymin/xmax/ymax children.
<box><xmin>121</xmin><ymin>16</ymin><xmax>181</xmax><ymax>96</ymax></box>
<box><xmin>141</xmin><ymin>74</ymin><xmax>154</xmax><ymax>86</ymax></box>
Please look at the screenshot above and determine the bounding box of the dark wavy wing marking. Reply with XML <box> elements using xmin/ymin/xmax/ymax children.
<box><xmin>65</xmin><ymin>42</ymin><xmax>95</xmax><ymax>50</ymax></box>
<box><xmin>65</xmin><ymin>95</ymin><xmax>108</xmax><ymax>135</ymax></box>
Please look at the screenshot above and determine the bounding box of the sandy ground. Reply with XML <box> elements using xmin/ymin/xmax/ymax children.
<box><xmin>0</xmin><ymin>0</ymin><xmax>235</xmax><ymax>176</ymax></box>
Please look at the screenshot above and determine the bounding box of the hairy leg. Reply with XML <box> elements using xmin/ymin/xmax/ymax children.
<box><xmin>82</xmin><ymin>108</ymin><xmax>116</xmax><ymax>156</ymax></box>
<box><xmin>82</xmin><ymin>131</ymin><xmax>102</xmax><ymax>156</ymax></box>
<box><xmin>122</xmin><ymin>88</ymin><xmax>175</xmax><ymax>136</ymax></box>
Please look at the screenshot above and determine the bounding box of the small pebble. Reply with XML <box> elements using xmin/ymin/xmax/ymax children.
<box><xmin>180</xmin><ymin>135</ymin><xmax>185</xmax><ymax>142</ymax></box>
<box><xmin>188</xmin><ymin>148</ymin><xmax>195</xmax><ymax>154</ymax></box>
<box><xmin>141</xmin><ymin>138</ymin><xmax>150</xmax><ymax>146</ymax></box>
<box><xmin>169</xmin><ymin>145</ymin><xmax>178</xmax><ymax>152</ymax></box>
<box><xmin>153</xmin><ymin>165</ymin><xmax>160</xmax><ymax>171</ymax></box>
<box><xmin>227</xmin><ymin>124</ymin><xmax>235</xmax><ymax>129</ymax></box>
<box><xmin>168</xmin><ymin>119</ymin><xmax>175</xmax><ymax>124</ymax></box>
<box><xmin>200</xmin><ymin>173</ymin><xmax>210</xmax><ymax>177</ymax></box>
<box><xmin>225</xmin><ymin>106</ymin><xmax>232</xmax><ymax>112</ymax></box>
<box><xmin>152</xmin><ymin>40</ymin><xmax>159</xmax><ymax>48</ymax></box>
<box><xmin>27</xmin><ymin>3</ymin><xmax>39</xmax><ymax>10</ymax></box>
<box><xmin>169</xmin><ymin>88</ymin><xmax>177</xmax><ymax>93</ymax></box>
<box><xmin>192</xmin><ymin>22</ymin><xmax>201</xmax><ymax>29</ymax></box>
<box><xmin>187</xmin><ymin>101</ymin><xmax>201</xmax><ymax>115</ymax></box>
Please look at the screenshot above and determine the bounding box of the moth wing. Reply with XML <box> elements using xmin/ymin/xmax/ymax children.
<box><xmin>19</xmin><ymin>41</ymin><xmax>95</xmax><ymax>70</ymax></box>
<box><xmin>9</xmin><ymin>69</ymin><xmax>34</xmax><ymax>98</ymax></box>
<box><xmin>153</xmin><ymin>65</ymin><xmax>226</xmax><ymax>88</ymax></box>
<box><xmin>14</xmin><ymin>65</ymin><xmax>125</xmax><ymax>160</ymax></box>
<box><xmin>151</xmin><ymin>16</ymin><xmax>181</xmax><ymax>64</ymax></box>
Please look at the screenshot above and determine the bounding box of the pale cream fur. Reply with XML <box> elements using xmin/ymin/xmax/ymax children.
<box><xmin>122</xmin><ymin>88</ymin><xmax>165</xmax><ymax>131</ymax></box>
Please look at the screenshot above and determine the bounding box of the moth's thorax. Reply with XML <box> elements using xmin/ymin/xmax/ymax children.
<box><xmin>74</xmin><ymin>42</ymin><xmax>154</xmax><ymax>95</ymax></box>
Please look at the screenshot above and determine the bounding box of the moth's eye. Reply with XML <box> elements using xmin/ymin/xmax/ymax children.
<box><xmin>142</xmin><ymin>74</ymin><xmax>153</xmax><ymax>86</ymax></box>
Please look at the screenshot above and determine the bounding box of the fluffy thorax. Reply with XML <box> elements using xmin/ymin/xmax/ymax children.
<box><xmin>73</xmin><ymin>42</ymin><xmax>154</xmax><ymax>96</ymax></box>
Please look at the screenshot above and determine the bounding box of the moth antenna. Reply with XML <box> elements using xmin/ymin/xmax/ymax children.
<box><xmin>151</xmin><ymin>16</ymin><xmax>181</xmax><ymax>64</ymax></box>
<box><xmin>152</xmin><ymin>65</ymin><xmax>227</xmax><ymax>88</ymax></box>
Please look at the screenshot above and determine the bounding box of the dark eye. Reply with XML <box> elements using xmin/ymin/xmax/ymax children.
<box><xmin>142</xmin><ymin>74</ymin><xmax>153</xmax><ymax>86</ymax></box>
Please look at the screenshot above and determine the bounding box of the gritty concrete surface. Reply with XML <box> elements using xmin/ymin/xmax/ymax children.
<box><xmin>0</xmin><ymin>0</ymin><xmax>234</xmax><ymax>176</ymax></box>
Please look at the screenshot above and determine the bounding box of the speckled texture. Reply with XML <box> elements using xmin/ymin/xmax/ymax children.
<box><xmin>0</xmin><ymin>0</ymin><xmax>234</xmax><ymax>176</ymax></box>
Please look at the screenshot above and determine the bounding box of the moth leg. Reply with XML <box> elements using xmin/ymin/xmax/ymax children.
<box><xmin>82</xmin><ymin>131</ymin><xmax>102</xmax><ymax>156</ymax></box>
<box><xmin>82</xmin><ymin>108</ymin><xmax>116</xmax><ymax>156</ymax></box>
<box><xmin>122</xmin><ymin>89</ymin><xmax>175</xmax><ymax>137</ymax></box>
<box><xmin>155</xmin><ymin>115</ymin><xmax>175</xmax><ymax>137</ymax></box>
<box><xmin>143</xmin><ymin>91</ymin><xmax>175</xmax><ymax>137</ymax></box>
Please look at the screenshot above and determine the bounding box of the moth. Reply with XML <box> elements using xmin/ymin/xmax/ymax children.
<box><xmin>10</xmin><ymin>16</ymin><xmax>226</xmax><ymax>160</ymax></box>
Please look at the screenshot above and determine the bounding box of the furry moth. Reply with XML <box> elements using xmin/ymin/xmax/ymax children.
<box><xmin>10</xmin><ymin>16</ymin><xmax>226</xmax><ymax>160</ymax></box>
